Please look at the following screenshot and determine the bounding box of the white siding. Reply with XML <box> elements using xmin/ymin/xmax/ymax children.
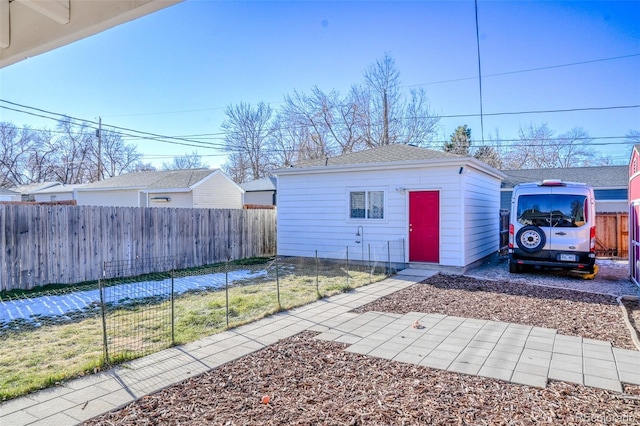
<box><xmin>244</xmin><ymin>191</ymin><xmax>275</xmax><ymax>206</ymax></box>
<box><xmin>192</xmin><ymin>172</ymin><xmax>243</xmax><ymax>209</ymax></box>
<box><xmin>76</xmin><ymin>189</ymin><xmax>140</xmax><ymax>206</ymax></box>
<box><xmin>278</xmin><ymin>165</ymin><xmax>471</xmax><ymax>267</ymax></box>
<box><xmin>461</xmin><ymin>166</ymin><xmax>502</xmax><ymax>265</ymax></box>
<box><xmin>148</xmin><ymin>192</ymin><xmax>193</xmax><ymax>208</ymax></box>
<box><xmin>277</xmin><ymin>162</ymin><xmax>502</xmax><ymax>269</ymax></box>
<box><xmin>34</xmin><ymin>192</ymin><xmax>74</xmax><ymax>202</ymax></box>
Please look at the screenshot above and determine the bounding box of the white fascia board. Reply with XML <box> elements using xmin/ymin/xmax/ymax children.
<box><xmin>144</xmin><ymin>188</ymin><xmax>191</xmax><ymax>193</ymax></box>
<box><xmin>276</xmin><ymin>157</ymin><xmax>506</xmax><ymax>180</ymax></box>
<box><xmin>189</xmin><ymin>169</ymin><xmax>245</xmax><ymax>193</ymax></box>
<box><xmin>75</xmin><ymin>186</ymin><xmax>146</xmax><ymax>192</ymax></box>
<box><xmin>187</xmin><ymin>169</ymin><xmax>218</xmax><ymax>190</ymax></box>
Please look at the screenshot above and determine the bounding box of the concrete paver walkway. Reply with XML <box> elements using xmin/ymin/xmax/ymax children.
<box><xmin>315</xmin><ymin>311</ymin><xmax>640</xmax><ymax>392</ymax></box>
<box><xmin>1</xmin><ymin>269</ymin><xmax>639</xmax><ymax>426</ymax></box>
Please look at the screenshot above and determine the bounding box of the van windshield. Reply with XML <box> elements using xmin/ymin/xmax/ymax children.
<box><xmin>517</xmin><ymin>194</ymin><xmax>587</xmax><ymax>228</ymax></box>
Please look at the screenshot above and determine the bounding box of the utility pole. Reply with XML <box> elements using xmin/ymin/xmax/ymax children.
<box><xmin>97</xmin><ymin>117</ymin><xmax>102</xmax><ymax>181</ymax></box>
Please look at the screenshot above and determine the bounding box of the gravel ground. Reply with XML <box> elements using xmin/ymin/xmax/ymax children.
<box><xmin>468</xmin><ymin>256</ymin><xmax>640</xmax><ymax>298</ymax></box>
<box><xmin>85</xmin><ymin>259</ymin><xmax>640</xmax><ymax>426</ymax></box>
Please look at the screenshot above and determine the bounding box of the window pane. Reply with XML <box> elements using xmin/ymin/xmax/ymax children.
<box><xmin>517</xmin><ymin>194</ymin><xmax>587</xmax><ymax>227</ymax></box>
<box><xmin>350</xmin><ymin>191</ymin><xmax>365</xmax><ymax>218</ymax></box>
<box><xmin>368</xmin><ymin>191</ymin><xmax>384</xmax><ymax>219</ymax></box>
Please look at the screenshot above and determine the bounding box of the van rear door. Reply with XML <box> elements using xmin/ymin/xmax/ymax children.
<box><xmin>545</xmin><ymin>186</ymin><xmax>592</xmax><ymax>257</ymax></box>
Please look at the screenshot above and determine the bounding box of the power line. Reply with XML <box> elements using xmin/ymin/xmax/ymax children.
<box><xmin>4</xmin><ymin>97</ymin><xmax>638</xmax><ymax>137</ymax></box>
<box><xmin>48</xmin><ymin>53</ymin><xmax>640</xmax><ymax>120</ymax></box>
<box><xmin>2</xmin><ymin>99</ymin><xmax>639</xmax><ymax>157</ymax></box>
<box><xmin>405</xmin><ymin>53</ymin><xmax>640</xmax><ymax>88</ymax></box>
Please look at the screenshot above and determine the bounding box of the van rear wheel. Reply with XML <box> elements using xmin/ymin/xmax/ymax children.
<box><xmin>509</xmin><ymin>261</ymin><xmax>521</xmax><ymax>273</ymax></box>
<box><xmin>515</xmin><ymin>225</ymin><xmax>546</xmax><ymax>253</ymax></box>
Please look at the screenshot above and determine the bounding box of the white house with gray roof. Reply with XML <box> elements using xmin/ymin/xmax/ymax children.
<box><xmin>33</xmin><ymin>183</ymin><xmax>86</xmax><ymax>202</ymax></box>
<box><xmin>10</xmin><ymin>181</ymin><xmax>61</xmax><ymax>201</ymax></box>
<box><xmin>500</xmin><ymin>166</ymin><xmax>628</xmax><ymax>213</ymax></box>
<box><xmin>275</xmin><ymin>144</ymin><xmax>505</xmax><ymax>273</ymax></box>
<box><xmin>0</xmin><ymin>187</ymin><xmax>20</xmax><ymax>202</ymax></box>
<box><xmin>75</xmin><ymin>169</ymin><xmax>243</xmax><ymax>209</ymax></box>
<box><xmin>241</xmin><ymin>177</ymin><xmax>277</xmax><ymax>206</ymax></box>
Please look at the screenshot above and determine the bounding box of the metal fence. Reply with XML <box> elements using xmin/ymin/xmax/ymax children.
<box><xmin>0</xmin><ymin>242</ymin><xmax>405</xmax><ymax>399</ymax></box>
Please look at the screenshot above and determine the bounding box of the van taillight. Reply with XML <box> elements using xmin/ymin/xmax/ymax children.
<box><xmin>509</xmin><ymin>224</ymin><xmax>514</xmax><ymax>248</ymax></box>
<box><xmin>590</xmin><ymin>226</ymin><xmax>596</xmax><ymax>253</ymax></box>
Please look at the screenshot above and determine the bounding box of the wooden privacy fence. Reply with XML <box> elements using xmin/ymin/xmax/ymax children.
<box><xmin>595</xmin><ymin>212</ymin><xmax>628</xmax><ymax>259</ymax></box>
<box><xmin>0</xmin><ymin>204</ymin><xmax>277</xmax><ymax>291</ymax></box>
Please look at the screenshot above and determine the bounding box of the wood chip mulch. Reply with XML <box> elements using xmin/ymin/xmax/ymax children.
<box><xmin>84</xmin><ymin>274</ymin><xmax>640</xmax><ymax>426</ymax></box>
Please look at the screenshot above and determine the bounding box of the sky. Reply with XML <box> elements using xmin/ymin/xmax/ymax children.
<box><xmin>0</xmin><ymin>0</ymin><xmax>639</xmax><ymax>169</ymax></box>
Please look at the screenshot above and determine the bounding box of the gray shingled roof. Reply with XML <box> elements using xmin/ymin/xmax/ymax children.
<box><xmin>500</xmin><ymin>166</ymin><xmax>628</xmax><ymax>189</ymax></box>
<box><xmin>0</xmin><ymin>187</ymin><xmax>19</xmax><ymax>196</ymax></box>
<box><xmin>78</xmin><ymin>169</ymin><xmax>218</xmax><ymax>190</ymax></box>
<box><xmin>295</xmin><ymin>144</ymin><xmax>461</xmax><ymax>168</ymax></box>
<box><xmin>34</xmin><ymin>184</ymin><xmax>86</xmax><ymax>194</ymax></box>
<box><xmin>11</xmin><ymin>182</ymin><xmax>60</xmax><ymax>194</ymax></box>
<box><xmin>241</xmin><ymin>177</ymin><xmax>277</xmax><ymax>192</ymax></box>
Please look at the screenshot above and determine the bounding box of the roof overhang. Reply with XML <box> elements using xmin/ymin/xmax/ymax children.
<box><xmin>1</xmin><ymin>0</ymin><xmax>183</xmax><ymax>68</ymax></box>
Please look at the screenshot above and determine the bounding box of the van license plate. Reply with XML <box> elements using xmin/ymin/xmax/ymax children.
<box><xmin>559</xmin><ymin>254</ymin><xmax>577</xmax><ymax>262</ymax></box>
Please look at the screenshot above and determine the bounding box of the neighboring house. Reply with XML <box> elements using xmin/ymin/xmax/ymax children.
<box><xmin>275</xmin><ymin>144</ymin><xmax>505</xmax><ymax>273</ymax></box>
<box><xmin>241</xmin><ymin>177</ymin><xmax>277</xmax><ymax>206</ymax></box>
<box><xmin>628</xmin><ymin>146</ymin><xmax>640</xmax><ymax>286</ymax></box>
<box><xmin>32</xmin><ymin>184</ymin><xmax>85</xmax><ymax>202</ymax></box>
<box><xmin>11</xmin><ymin>182</ymin><xmax>61</xmax><ymax>201</ymax></box>
<box><xmin>500</xmin><ymin>166</ymin><xmax>628</xmax><ymax>213</ymax></box>
<box><xmin>0</xmin><ymin>187</ymin><xmax>21</xmax><ymax>202</ymax></box>
<box><xmin>75</xmin><ymin>169</ymin><xmax>244</xmax><ymax>209</ymax></box>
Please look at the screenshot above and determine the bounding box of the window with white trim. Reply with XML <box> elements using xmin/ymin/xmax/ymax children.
<box><xmin>349</xmin><ymin>190</ymin><xmax>384</xmax><ymax>219</ymax></box>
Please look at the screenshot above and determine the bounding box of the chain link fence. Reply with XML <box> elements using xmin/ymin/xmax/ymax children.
<box><xmin>0</xmin><ymin>240</ymin><xmax>405</xmax><ymax>399</ymax></box>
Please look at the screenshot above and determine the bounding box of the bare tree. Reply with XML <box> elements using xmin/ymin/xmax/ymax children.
<box><xmin>50</xmin><ymin>118</ymin><xmax>96</xmax><ymax>184</ymax></box>
<box><xmin>222</xmin><ymin>152</ymin><xmax>251</xmax><ymax>183</ymax></box>
<box><xmin>362</xmin><ymin>53</ymin><xmax>401</xmax><ymax>146</ymax></box>
<box><xmin>502</xmin><ymin>123</ymin><xmax>604</xmax><ymax>169</ymax></box>
<box><xmin>401</xmin><ymin>87</ymin><xmax>440</xmax><ymax>148</ymax></box>
<box><xmin>626</xmin><ymin>130</ymin><xmax>640</xmax><ymax>146</ymax></box>
<box><xmin>221</xmin><ymin>102</ymin><xmax>273</xmax><ymax>181</ymax></box>
<box><xmin>96</xmin><ymin>128</ymin><xmax>144</xmax><ymax>178</ymax></box>
<box><xmin>162</xmin><ymin>151</ymin><xmax>208</xmax><ymax>170</ymax></box>
<box><xmin>0</xmin><ymin>122</ymin><xmax>35</xmax><ymax>186</ymax></box>
<box><xmin>267</xmin><ymin>113</ymin><xmax>304</xmax><ymax>168</ymax></box>
<box><xmin>554</xmin><ymin>127</ymin><xmax>598</xmax><ymax>167</ymax></box>
<box><xmin>282</xmin><ymin>87</ymin><xmax>365</xmax><ymax>159</ymax></box>
<box><xmin>358</xmin><ymin>53</ymin><xmax>439</xmax><ymax>147</ymax></box>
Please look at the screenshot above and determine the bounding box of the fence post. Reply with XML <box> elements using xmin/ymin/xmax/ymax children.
<box><xmin>368</xmin><ymin>243</ymin><xmax>372</xmax><ymax>284</ymax></box>
<box><xmin>315</xmin><ymin>250</ymin><xmax>320</xmax><ymax>297</ymax></box>
<box><xmin>171</xmin><ymin>269</ymin><xmax>175</xmax><ymax>345</ymax></box>
<box><xmin>225</xmin><ymin>260</ymin><xmax>229</xmax><ymax>327</ymax></box>
<box><xmin>346</xmin><ymin>246</ymin><xmax>350</xmax><ymax>288</ymax></box>
<box><xmin>99</xmin><ymin>261</ymin><xmax>109</xmax><ymax>364</ymax></box>
<box><xmin>276</xmin><ymin>256</ymin><xmax>281</xmax><ymax>310</ymax></box>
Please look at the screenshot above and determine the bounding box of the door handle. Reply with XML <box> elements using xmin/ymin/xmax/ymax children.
<box><xmin>555</xmin><ymin>232</ymin><xmax>566</xmax><ymax>236</ymax></box>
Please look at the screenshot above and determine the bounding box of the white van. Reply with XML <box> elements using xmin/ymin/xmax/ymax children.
<box><xmin>508</xmin><ymin>180</ymin><xmax>596</xmax><ymax>274</ymax></box>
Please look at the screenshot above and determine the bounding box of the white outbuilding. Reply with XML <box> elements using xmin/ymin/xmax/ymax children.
<box><xmin>275</xmin><ymin>144</ymin><xmax>505</xmax><ymax>273</ymax></box>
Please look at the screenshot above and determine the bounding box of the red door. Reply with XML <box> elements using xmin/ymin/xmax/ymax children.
<box><xmin>409</xmin><ymin>191</ymin><xmax>439</xmax><ymax>263</ymax></box>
